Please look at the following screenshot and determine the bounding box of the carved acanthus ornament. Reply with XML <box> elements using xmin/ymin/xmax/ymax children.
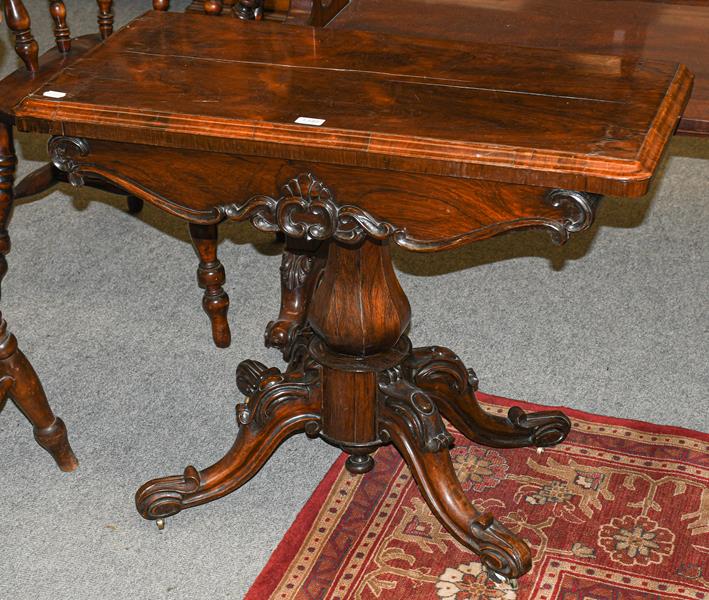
<box><xmin>222</xmin><ymin>173</ymin><xmax>401</xmax><ymax>245</ymax></box>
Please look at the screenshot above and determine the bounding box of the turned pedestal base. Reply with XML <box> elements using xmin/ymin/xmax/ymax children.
<box><xmin>136</xmin><ymin>237</ymin><xmax>571</xmax><ymax>583</ymax></box>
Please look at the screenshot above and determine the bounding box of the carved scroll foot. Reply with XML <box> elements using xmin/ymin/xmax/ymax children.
<box><xmin>136</xmin><ymin>360</ymin><xmax>320</xmax><ymax>521</ymax></box>
<box><xmin>378</xmin><ymin>367</ymin><xmax>531</xmax><ymax>581</ymax></box>
<box><xmin>0</xmin><ymin>314</ymin><xmax>78</xmax><ymax>471</ymax></box>
<box><xmin>408</xmin><ymin>346</ymin><xmax>571</xmax><ymax>448</ymax></box>
<box><xmin>189</xmin><ymin>223</ymin><xmax>231</xmax><ymax>348</ymax></box>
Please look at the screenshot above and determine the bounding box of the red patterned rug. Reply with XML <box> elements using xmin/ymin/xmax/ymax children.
<box><xmin>245</xmin><ymin>393</ymin><xmax>709</xmax><ymax>600</ymax></box>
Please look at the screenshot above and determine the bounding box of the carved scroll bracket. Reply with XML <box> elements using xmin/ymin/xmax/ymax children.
<box><xmin>545</xmin><ymin>189</ymin><xmax>602</xmax><ymax>242</ymax></box>
<box><xmin>48</xmin><ymin>136</ymin><xmax>90</xmax><ymax>187</ymax></box>
<box><xmin>221</xmin><ymin>172</ymin><xmax>403</xmax><ymax>245</ymax></box>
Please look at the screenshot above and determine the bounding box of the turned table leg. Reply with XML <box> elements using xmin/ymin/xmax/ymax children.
<box><xmin>188</xmin><ymin>223</ymin><xmax>231</xmax><ymax>348</ymax></box>
<box><xmin>0</xmin><ymin>312</ymin><xmax>78</xmax><ymax>471</ymax></box>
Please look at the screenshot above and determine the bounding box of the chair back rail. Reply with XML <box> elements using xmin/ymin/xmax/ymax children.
<box><xmin>48</xmin><ymin>1</ymin><xmax>71</xmax><ymax>53</ymax></box>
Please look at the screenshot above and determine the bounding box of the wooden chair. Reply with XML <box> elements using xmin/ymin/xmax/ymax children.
<box><xmin>1</xmin><ymin>1</ymin><xmax>231</xmax><ymax>348</ymax></box>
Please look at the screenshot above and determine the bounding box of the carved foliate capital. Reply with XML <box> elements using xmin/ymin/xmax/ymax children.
<box><xmin>48</xmin><ymin>136</ymin><xmax>90</xmax><ymax>187</ymax></box>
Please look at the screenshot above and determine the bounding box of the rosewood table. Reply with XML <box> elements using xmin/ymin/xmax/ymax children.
<box><xmin>10</xmin><ymin>11</ymin><xmax>692</xmax><ymax>584</ymax></box>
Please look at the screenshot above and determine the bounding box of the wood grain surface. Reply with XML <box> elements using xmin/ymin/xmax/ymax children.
<box><xmin>329</xmin><ymin>0</ymin><xmax>708</xmax><ymax>136</ymax></box>
<box><xmin>13</xmin><ymin>11</ymin><xmax>693</xmax><ymax>196</ymax></box>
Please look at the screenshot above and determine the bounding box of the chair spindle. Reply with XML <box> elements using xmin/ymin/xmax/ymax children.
<box><xmin>47</xmin><ymin>1</ymin><xmax>71</xmax><ymax>53</ymax></box>
<box><xmin>204</xmin><ymin>0</ymin><xmax>224</xmax><ymax>15</ymax></box>
<box><xmin>3</xmin><ymin>0</ymin><xmax>40</xmax><ymax>72</ymax></box>
<box><xmin>96</xmin><ymin>0</ymin><xmax>113</xmax><ymax>39</ymax></box>
<box><xmin>235</xmin><ymin>0</ymin><xmax>263</xmax><ymax>21</ymax></box>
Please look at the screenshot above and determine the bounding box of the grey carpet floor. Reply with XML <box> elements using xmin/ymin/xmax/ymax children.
<box><xmin>1</xmin><ymin>3</ymin><xmax>707</xmax><ymax>599</ymax></box>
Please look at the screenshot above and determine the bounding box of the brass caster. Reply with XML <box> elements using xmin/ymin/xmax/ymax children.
<box><xmin>486</xmin><ymin>568</ymin><xmax>507</xmax><ymax>585</ymax></box>
<box><xmin>156</xmin><ymin>518</ymin><xmax>166</xmax><ymax>530</ymax></box>
<box><xmin>536</xmin><ymin>447</ymin><xmax>545</xmax><ymax>455</ymax></box>
<box><xmin>485</xmin><ymin>567</ymin><xmax>517</xmax><ymax>590</ymax></box>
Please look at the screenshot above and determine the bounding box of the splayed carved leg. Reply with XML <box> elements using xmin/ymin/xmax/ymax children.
<box><xmin>407</xmin><ymin>346</ymin><xmax>571</xmax><ymax>448</ymax></box>
<box><xmin>189</xmin><ymin>223</ymin><xmax>231</xmax><ymax>348</ymax></box>
<box><xmin>135</xmin><ymin>360</ymin><xmax>320</xmax><ymax>520</ymax></box>
<box><xmin>265</xmin><ymin>237</ymin><xmax>325</xmax><ymax>361</ymax></box>
<box><xmin>0</xmin><ymin>121</ymin><xmax>16</xmax><ymax>299</ymax></box>
<box><xmin>378</xmin><ymin>366</ymin><xmax>532</xmax><ymax>582</ymax></box>
<box><xmin>0</xmin><ymin>312</ymin><xmax>78</xmax><ymax>471</ymax></box>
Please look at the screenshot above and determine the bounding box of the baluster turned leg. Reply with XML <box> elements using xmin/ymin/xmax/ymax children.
<box><xmin>0</xmin><ymin>312</ymin><xmax>78</xmax><ymax>471</ymax></box>
<box><xmin>0</xmin><ymin>121</ymin><xmax>16</xmax><ymax>300</ymax></box>
<box><xmin>47</xmin><ymin>1</ymin><xmax>71</xmax><ymax>53</ymax></box>
<box><xmin>96</xmin><ymin>0</ymin><xmax>113</xmax><ymax>39</ymax></box>
<box><xmin>3</xmin><ymin>0</ymin><xmax>39</xmax><ymax>72</ymax></box>
<box><xmin>188</xmin><ymin>223</ymin><xmax>231</xmax><ymax>348</ymax></box>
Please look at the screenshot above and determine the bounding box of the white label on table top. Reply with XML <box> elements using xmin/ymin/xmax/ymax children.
<box><xmin>43</xmin><ymin>90</ymin><xmax>67</xmax><ymax>99</ymax></box>
<box><xmin>294</xmin><ymin>117</ymin><xmax>326</xmax><ymax>126</ymax></box>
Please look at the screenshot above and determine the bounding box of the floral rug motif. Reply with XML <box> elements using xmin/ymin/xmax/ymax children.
<box><xmin>245</xmin><ymin>393</ymin><xmax>709</xmax><ymax>600</ymax></box>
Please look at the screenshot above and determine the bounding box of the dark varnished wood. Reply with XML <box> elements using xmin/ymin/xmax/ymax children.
<box><xmin>3</xmin><ymin>0</ymin><xmax>39</xmax><ymax>72</ymax></box>
<box><xmin>43</xmin><ymin>140</ymin><xmax>601</xmax><ymax>248</ymax></box>
<box><xmin>0</xmin><ymin>312</ymin><xmax>78</xmax><ymax>471</ymax></box>
<box><xmin>0</xmin><ymin>121</ymin><xmax>15</xmax><ymax>298</ymax></box>
<box><xmin>136</xmin><ymin>358</ymin><xmax>320</xmax><ymax>519</ymax></box>
<box><xmin>48</xmin><ymin>1</ymin><xmax>71</xmax><ymax>53</ymax></box>
<box><xmin>188</xmin><ymin>223</ymin><xmax>231</xmax><ymax>348</ymax></box>
<box><xmin>14</xmin><ymin>11</ymin><xmax>692</xmax><ymax>197</ymax></box>
<box><xmin>264</xmin><ymin>236</ymin><xmax>325</xmax><ymax>359</ymax></box>
<box><xmin>186</xmin><ymin>0</ymin><xmax>349</xmax><ymax>25</ymax></box>
<box><xmin>96</xmin><ymin>0</ymin><xmax>113</xmax><ymax>39</ymax></box>
<box><xmin>330</xmin><ymin>0</ymin><xmax>709</xmax><ymax>136</ymax></box>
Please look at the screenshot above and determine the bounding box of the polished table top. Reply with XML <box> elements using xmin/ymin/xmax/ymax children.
<box><xmin>13</xmin><ymin>10</ymin><xmax>691</xmax><ymax>197</ymax></box>
<box><xmin>330</xmin><ymin>0</ymin><xmax>709</xmax><ymax>136</ymax></box>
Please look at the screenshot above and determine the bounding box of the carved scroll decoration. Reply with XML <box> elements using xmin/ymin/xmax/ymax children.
<box><xmin>221</xmin><ymin>172</ymin><xmax>400</xmax><ymax>245</ymax></box>
<box><xmin>378</xmin><ymin>366</ymin><xmax>454</xmax><ymax>453</ymax></box>
<box><xmin>545</xmin><ymin>189</ymin><xmax>601</xmax><ymax>235</ymax></box>
<box><xmin>47</xmin><ymin>136</ymin><xmax>90</xmax><ymax>187</ymax></box>
<box><xmin>45</xmin><ymin>139</ymin><xmax>602</xmax><ymax>249</ymax></box>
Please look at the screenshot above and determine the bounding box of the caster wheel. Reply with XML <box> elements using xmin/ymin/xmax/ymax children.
<box><xmin>156</xmin><ymin>518</ymin><xmax>166</xmax><ymax>530</ymax></box>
